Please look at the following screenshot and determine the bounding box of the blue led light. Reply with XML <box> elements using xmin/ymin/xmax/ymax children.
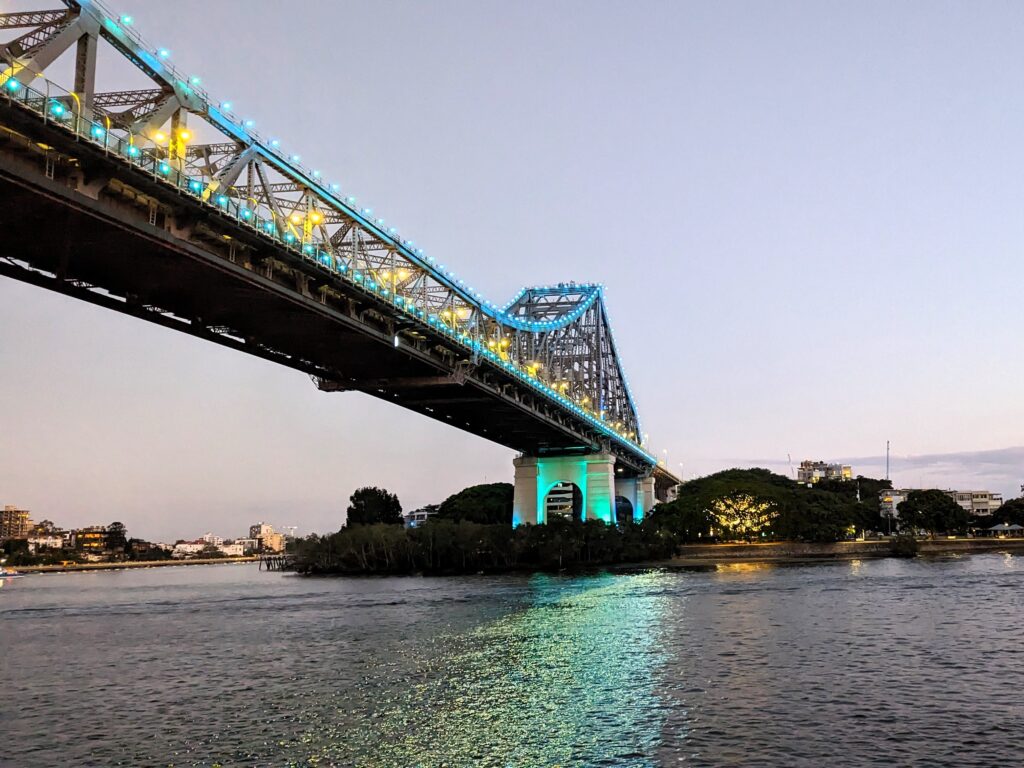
<box><xmin>222</xmin><ymin>101</ymin><xmax>232</xmax><ymax>111</ymax></box>
<box><xmin>49</xmin><ymin>102</ymin><xmax>65</xmax><ymax>116</ymax></box>
<box><xmin>189</xmin><ymin>180</ymin><xmax>202</xmax><ymax>192</ymax></box>
<box><xmin>241</xmin><ymin>208</ymin><xmax>252</xmax><ymax>219</ymax></box>
<box><xmin>217</xmin><ymin>195</ymin><xmax>227</xmax><ymax>205</ymax></box>
<box><xmin>159</xmin><ymin>162</ymin><xmax>171</xmax><ymax>174</ymax></box>
<box><xmin>91</xmin><ymin>125</ymin><xmax>105</xmax><ymax>138</ymax></box>
<box><xmin>158</xmin><ymin>48</ymin><xmax>170</xmax><ymax>58</ymax></box>
<box><xmin>128</xmin><ymin>145</ymin><xmax>140</xmax><ymax>157</ymax></box>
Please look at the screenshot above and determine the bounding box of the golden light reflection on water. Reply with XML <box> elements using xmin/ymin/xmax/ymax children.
<box><xmin>713</xmin><ymin>561</ymin><xmax>775</xmax><ymax>575</ymax></box>
<box><xmin>298</xmin><ymin>572</ymin><xmax>672</xmax><ymax>767</ymax></box>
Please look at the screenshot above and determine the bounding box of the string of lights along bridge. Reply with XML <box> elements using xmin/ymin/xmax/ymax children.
<box><xmin>0</xmin><ymin>0</ymin><xmax>680</xmax><ymax>524</ymax></box>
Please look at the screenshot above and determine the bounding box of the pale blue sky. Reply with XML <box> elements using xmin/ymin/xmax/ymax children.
<box><xmin>2</xmin><ymin>1</ymin><xmax>1022</xmax><ymax>539</ymax></box>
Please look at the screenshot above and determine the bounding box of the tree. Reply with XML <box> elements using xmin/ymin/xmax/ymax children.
<box><xmin>436</xmin><ymin>483</ymin><xmax>513</xmax><ymax>525</ymax></box>
<box><xmin>106</xmin><ymin>522</ymin><xmax>128</xmax><ymax>552</ymax></box>
<box><xmin>993</xmin><ymin>498</ymin><xmax>1024</xmax><ymax>526</ymax></box>
<box><xmin>346</xmin><ymin>487</ymin><xmax>403</xmax><ymax>526</ymax></box>
<box><xmin>897</xmin><ymin>490</ymin><xmax>969</xmax><ymax>535</ymax></box>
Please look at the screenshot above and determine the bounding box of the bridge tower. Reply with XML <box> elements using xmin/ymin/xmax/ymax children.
<box><xmin>0</xmin><ymin>2</ymin><xmax>680</xmax><ymax>526</ymax></box>
<box><xmin>513</xmin><ymin>453</ymin><xmax>657</xmax><ymax>526</ymax></box>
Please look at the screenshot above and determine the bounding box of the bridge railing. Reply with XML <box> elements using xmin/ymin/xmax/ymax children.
<box><xmin>1</xmin><ymin>73</ymin><xmax>657</xmax><ymax>466</ymax></box>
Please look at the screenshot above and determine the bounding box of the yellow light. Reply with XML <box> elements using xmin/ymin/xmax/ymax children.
<box><xmin>396</xmin><ymin>268</ymin><xmax>410</xmax><ymax>281</ymax></box>
<box><xmin>456</xmin><ymin>307</ymin><xmax>471</xmax><ymax>320</ymax></box>
<box><xmin>499</xmin><ymin>338</ymin><xmax>510</xmax><ymax>347</ymax></box>
<box><xmin>309</xmin><ymin>210</ymin><xmax>323</xmax><ymax>224</ymax></box>
<box><xmin>178</xmin><ymin>129</ymin><xmax>191</xmax><ymax>141</ymax></box>
<box><xmin>154</xmin><ymin>131</ymin><xmax>167</xmax><ymax>142</ymax></box>
<box><xmin>289</xmin><ymin>213</ymin><xmax>302</xmax><ymax>224</ymax></box>
<box><xmin>487</xmin><ymin>340</ymin><xmax>496</xmax><ymax>348</ymax></box>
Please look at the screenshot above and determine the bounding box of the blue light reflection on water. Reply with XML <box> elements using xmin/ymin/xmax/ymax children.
<box><xmin>2</xmin><ymin>555</ymin><xmax>1024</xmax><ymax>767</ymax></box>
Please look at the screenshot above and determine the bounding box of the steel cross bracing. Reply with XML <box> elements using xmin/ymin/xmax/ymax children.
<box><xmin>0</xmin><ymin>0</ymin><xmax>656</xmax><ymax>467</ymax></box>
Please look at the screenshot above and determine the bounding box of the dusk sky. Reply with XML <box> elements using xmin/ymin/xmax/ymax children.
<box><xmin>2</xmin><ymin>0</ymin><xmax>1022</xmax><ymax>541</ymax></box>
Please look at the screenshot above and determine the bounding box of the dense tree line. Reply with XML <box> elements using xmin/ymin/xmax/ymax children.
<box><xmin>297</xmin><ymin>470</ymin><xmax>1020</xmax><ymax>576</ymax></box>
<box><xmin>293</xmin><ymin>517</ymin><xmax>675</xmax><ymax>575</ymax></box>
<box><xmin>647</xmin><ymin>468</ymin><xmax>891</xmax><ymax>543</ymax></box>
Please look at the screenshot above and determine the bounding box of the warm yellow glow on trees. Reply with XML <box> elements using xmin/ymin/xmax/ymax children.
<box><xmin>709</xmin><ymin>494</ymin><xmax>778</xmax><ymax>538</ymax></box>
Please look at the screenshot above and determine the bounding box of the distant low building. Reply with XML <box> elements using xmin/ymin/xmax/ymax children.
<box><xmin>217</xmin><ymin>543</ymin><xmax>244</xmax><ymax>557</ymax></box>
<box><xmin>880</xmin><ymin>488</ymin><xmax>1004</xmax><ymax>520</ymax></box>
<box><xmin>798</xmin><ymin>461</ymin><xmax>852</xmax><ymax>484</ymax></box>
<box><xmin>1</xmin><ymin>505</ymin><xmax>33</xmax><ymax>541</ymax></box>
<box><xmin>261</xmin><ymin>532</ymin><xmax>285</xmax><ymax>553</ymax></box>
<box><xmin>201</xmin><ymin>532</ymin><xmax>224</xmax><ymax>546</ymax></box>
<box><xmin>72</xmin><ymin>525</ymin><xmax>108</xmax><ymax>552</ymax></box>
<box><xmin>233</xmin><ymin>537</ymin><xmax>259</xmax><ymax>554</ymax></box>
<box><xmin>248</xmin><ymin>523</ymin><xmax>284</xmax><ymax>553</ymax></box>
<box><xmin>249</xmin><ymin>523</ymin><xmax>275</xmax><ymax>540</ymax></box>
<box><xmin>880</xmin><ymin>489</ymin><xmax>911</xmax><ymax>519</ymax></box>
<box><xmin>27</xmin><ymin>534</ymin><xmax>64</xmax><ymax>552</ymax></box>
<box><xmin>947</xmin><ymin>490</ymin><xmax>1002</xmax><ymax>517</ymax></box>
<box><xmin>404</xmin><ymin>507</ymin><xmax>438</xmax><ymax>528</ymax></box>
<box><xmin>173</xmin><ymin>540</ymin><xmax>205</xmax><ymax>557</ymax></box>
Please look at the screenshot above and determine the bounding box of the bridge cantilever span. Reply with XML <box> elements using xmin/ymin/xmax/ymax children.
<box><xmin>0</xmin><ymin>0</ymin><xmax>680</xmax><ymax>523</ymax></box>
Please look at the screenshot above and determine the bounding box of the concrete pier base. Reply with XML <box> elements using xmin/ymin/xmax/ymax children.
<box><xmin>512</xmin><ymin>453</ymin><xmax>657</xmax><ymax>526</ymax></box>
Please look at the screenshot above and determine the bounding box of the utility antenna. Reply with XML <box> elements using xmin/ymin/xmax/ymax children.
<box><xmin>885</xmin><ymin>440</ymin><xmax>890</xmax><ymax>482</ymax></box>
<box><xmin>787</xmin><ymin>453</ymin><xmax>794</xmax><ymax>479</ymax></box>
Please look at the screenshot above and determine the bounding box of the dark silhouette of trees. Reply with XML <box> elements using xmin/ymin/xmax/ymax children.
<box><xmin>897</xmin><ymin>490</ymin><xmax>970</xmax><ymax>535</ymax></box>
<box><xmin>992</xmin><ymin>497</ymin><xmax>1024</xmax><ymax>526</ymax></box>
<box><xmin>436</xmin><ymin>483</ymin><xmax>513</xmax><ymax>525</ymax></box>
<box><xmin>346</xmin><ymin>487</ymin><xmax>403</xmax><ymax>526</ymax></box>
<box><xmin>649</xmin><ymin>468</ymin><xmax>895</xmax><ymax>543</ymax></box>
<box><xmin>106</xmin><ymin>522</ymin><xmax>128</xmax><ymax>552</ymax></box>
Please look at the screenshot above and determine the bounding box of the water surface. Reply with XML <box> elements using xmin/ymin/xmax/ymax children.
<box><xmin>2</xmin><ymin>555</ymin><xmax>1022</xmax><ymax>766</ymax></box>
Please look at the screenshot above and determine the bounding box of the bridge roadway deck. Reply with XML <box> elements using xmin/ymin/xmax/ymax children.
<box><xmin>0</xmin><ymin>101</ymin><xmax>673</xmax><ymax>487</ymax></box>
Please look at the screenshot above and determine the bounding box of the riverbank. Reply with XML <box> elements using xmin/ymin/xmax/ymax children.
<box><xmin>664</xmin><ymin>537</ymin><xmax>1024</xmax><ymax>566</ymax></box>
<box><xmin>8</xmin><ymin>556</ymin><xmax>258</xmax><ymax>574</ymax></box>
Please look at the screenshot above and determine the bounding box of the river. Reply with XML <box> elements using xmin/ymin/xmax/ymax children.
<box><xmin>2</xmin><ymin>554</ymin><xmax>1022</xmax><ymax>767</ymax></box>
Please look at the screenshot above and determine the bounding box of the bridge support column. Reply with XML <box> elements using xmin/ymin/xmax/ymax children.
<box><xmin>512</xmin><ymin>453</ymin><xmax>617</xmax><ymax>526</ymax></box>
<box><xmin>613</xmin><ymin>475</ymin><xmax>658</xmax><ymax>522</ymax></box>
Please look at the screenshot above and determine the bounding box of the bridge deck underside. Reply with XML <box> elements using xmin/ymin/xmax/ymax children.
<box><xmin>0</xmin><ymin>165</ymin><xmax>621</xmax><ymax>466</ymax></box>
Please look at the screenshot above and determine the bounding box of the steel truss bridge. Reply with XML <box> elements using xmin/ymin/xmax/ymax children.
<box><xmin>0</xmin><ymin>0</ymin><xmax>679</xmax><ymax>512</ymax></box>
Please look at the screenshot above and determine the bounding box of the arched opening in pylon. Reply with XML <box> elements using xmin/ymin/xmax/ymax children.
<box><xmin>544</xmin><ymin>482</ymin><xmax>583</xmax><ymax>522</ymax></box>
<box><xmin>615</xmin><ymin>495</ymin><xmax>634</xmax><ymax>525</ymax></box>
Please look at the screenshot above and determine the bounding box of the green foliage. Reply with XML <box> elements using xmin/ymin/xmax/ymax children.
<box><xmin>897</xmin><ymin>490</ymin><xmax>970</xmax><ymax>535</ymax></box>
<box><xmin>106</xmin><ymin>521</ymin><xmax>128</xmax><ymax>551</ymax></box>
<box><xmin>646</xmin><ymin>468</ymin><xmax>889</xmax><ymax>543</ymax></box>
<box><xmin>436</xmin><ymin>483</ymin><xmax>513</xmax><ymax>525</ymax></box>
<box><xmin>346</xmin><ymin>486</ymin><xmax>403</xmax><ymax>526</ymax></box>
<box><xmin>992</xmin><ymin>498</ymin><xmax>1024</xmax><ymax>526</ymax></box>
<box><xmin>292</xmin><ymin>516</ymin><xmax>676</xmax><ymax>575</ymax></box>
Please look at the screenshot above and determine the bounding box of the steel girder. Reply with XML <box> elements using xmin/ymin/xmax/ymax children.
<box><xmin>0</xmin><ymin>0</ymin><xmax>651</xmax><ymax>462</ymax></box>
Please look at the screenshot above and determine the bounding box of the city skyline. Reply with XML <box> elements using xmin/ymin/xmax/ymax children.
<box><xmin>3</xmin><ymin>0</ymin><xmax>1023</xmax><ymax>540</ymax></box>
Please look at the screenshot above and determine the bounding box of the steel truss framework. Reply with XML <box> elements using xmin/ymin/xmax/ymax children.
<box><xmin>0</xmin><ymin>0</ymin><xmax>655</xmax><ymax>466</ymax></box>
